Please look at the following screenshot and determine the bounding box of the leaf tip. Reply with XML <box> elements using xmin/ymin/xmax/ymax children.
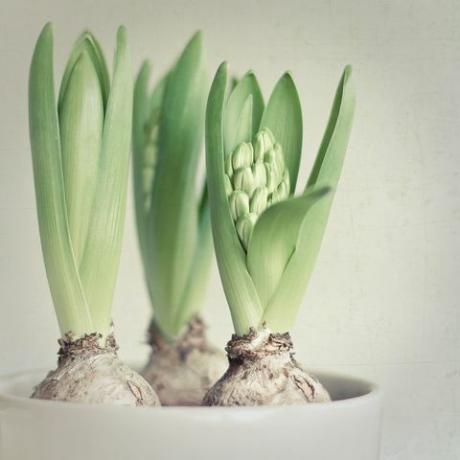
<box><xmin>35</xmin><ymin>22</ymin><xmax>53</xmax><ymax>49</ymax></box>
<box><xmin>189</xmin><ymin>30</ymin><xmax>204</xmax><ymax>46</ymax></box>
<box><xmin>42</xmin><ymin>22</ymin><xmax>53</xmax><ymax>37</ymax></box>
<box><xmin>280</xmin><ymin>71</ymin><xmax>297</xmax><ymax>88</ymax></box>
<box><xmin>139</xmin><ymin>59</ymin><xmax>151</xmax><ymax>77</ymax></box>
<box><xmin>217</xmin><ymin>61</ymin><xmax>228</xmax><ymax>75</ymax></box>
<box><xmin>343</xmin><ymin>65</ymin><xmax>352</xmax><ymax>79</ymax></box>
<box><xmin>78</xmin><ymin>30</ymin><xmax>96</xmax><ymax>43</ymax></box>
<box><xmin>341</xmin><ymin>65</ymin><xmax>355</xmax><ymax>104</ymax></box>
<box><xmin>116</xmin><ymin>25</ymin><xmax>128</xmax><ymax>46</ymax></box>
<box><xmin>183</xmin><ymin>30</ymin><xmax>204</xmax><ymax>59</ymax></box>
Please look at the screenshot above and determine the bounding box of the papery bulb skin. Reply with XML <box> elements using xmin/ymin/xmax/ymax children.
<box><xmin>32</xmin><ymin>333</ymin><xmax>160</xmax><ymax>406</ymax></box>
<box><xmin>142</xmin><ymin>316</ymin><xmax>227</xmax><ymax>406</ymax></box>
<box><xmin>202</xmin><ymin>327</ymin><xmax>330</xmax><ymax>406</ymax></box>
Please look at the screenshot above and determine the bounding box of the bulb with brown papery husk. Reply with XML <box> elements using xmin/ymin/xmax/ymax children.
<box><xmin>202</xmin><ymin>327</ymin><xmax>330</xmax><ymax>406</ymax></box>
<box><xmin>32</xmin><ymin>332</ymin><xmax>160</xmax><ymax>406</ymax></box>
<box><xmin>142</xmin><ymin>316</ymin><xmax>227</xmax><ymax>406</ymax></box>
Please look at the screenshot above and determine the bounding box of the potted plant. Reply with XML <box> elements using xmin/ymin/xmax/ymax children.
<box><xmin>203</xmin><ymin>62</ymin><xmax>354</xmax><ymax>405</ymax></box>
<box><xmin>131</xmin><ymin>32</ymin><xmax>226</xmax><ymax>406</ymax></box>
<box><xmin>0</xmin><ymin>24</ymin><xmax>382</xmax><ymax>460</ymax></box>
<box><xmin>26</xmin><ymin>23</ymin><xmax>158</xmax><ymax>405</ymax></box>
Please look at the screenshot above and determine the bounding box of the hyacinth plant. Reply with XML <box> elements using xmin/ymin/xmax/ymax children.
<box><xmin>28</xmin><ymin>23</ymin><xmax>158</xmax><ymax>406</ymax></box>
<box><xmin>203</xmin><ymin>63</ymin><xmax>355</xmax><ymax>406</ymax></box>
<box><xmin>132</xmin><ymin>33</ymin><xmax>226</xmax><ymax>405</ymax></box>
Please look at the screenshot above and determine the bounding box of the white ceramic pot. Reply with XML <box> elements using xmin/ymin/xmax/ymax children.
<box><xmin>0</xmin><ymin>369</ymin><xmax>381</xmax><ymax>460</ymax></box>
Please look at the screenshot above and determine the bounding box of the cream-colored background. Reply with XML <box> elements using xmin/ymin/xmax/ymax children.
<box><xmin>0</xmin><ymin>0</ymin><xmax>459</xmax><ymax>458</ymax></box>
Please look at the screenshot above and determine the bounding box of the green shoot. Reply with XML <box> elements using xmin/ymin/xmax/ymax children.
<box><xmin>206</xmin><ymin>63</ymin><xmax>355</xmax><ymax>335</ymax></box>
<box><xmin>132</xmin><ymin>33</ymin><xmax>210</xmax><ymax>339</ymax></box>
<box><xmin>29</xmin><ymin>23</ymin><xmax>132</xmax><ymax>338</ymax></box>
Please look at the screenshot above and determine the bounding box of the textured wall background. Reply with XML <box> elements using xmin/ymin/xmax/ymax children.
<box><xmin>0</xmin><ymin>0</ymin><xmax>458</xmax><ymax>458</ymax></box>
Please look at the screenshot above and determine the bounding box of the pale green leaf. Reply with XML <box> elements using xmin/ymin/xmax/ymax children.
<box><xmin>29</xmin><ymin>23</ymin><xmax>92</xmax><ymax>336</ymax></box>
<box><xmin>59</xmin><ymin>51</ymin><xmax>104</xmax><ymax>264</ymax></box>
<box><xmin>260</xmin><ymin>73</ymin><xmax>302</xmax><ymax>192</ymax></box>
<box><xmin>263</xmin><ymin>67</ymin><xmax>355</xmax><ymax>332</ymax></box>
<box><xmin>147</xmin><ymin>32</ymin><xmax>207</xmax><ymax>335</ymax></box>
<box><xmin>132</xmin><ymin>60</ymin><xmax>152</xmax><ymax>261</ymax></box>
<box><xmin>79</xmin><ymin>26</ymin><xmax>133</xmax><ymax>335</ymax></box>
<box><xmin>223</xmin><ymin>72</ymin><xmax>264</xmax><ymax>155</ymax></box>
<box><xmin>132</xmin><ymin>61</ymin><xmax>151</xmax><ymax>162</ymax></box>
<box><xmin>58</xmin><ymin>31</ymin><xmax>110</xmax><ymax>113</ymax></box>
<box><xmin>307</xmin><ymin>66</ymin><xmax>355</xmax><ymax>189</ymax></box>
<box><xmin>248</xmin><ymin>187</ymin><xmax>330</xmax><ymax>311</ymax></box>
<box><xmin>206</xmin><ymin>62</ymin><xmax>263</xmax><ymax>335</ymax></box>
<box><xmin>132</xmin><ymin>65</ymin><xmax>169</xmax><ymax>322</ymax></box>
<box><xmin>148</xmin><ymin>71</ymin><xmax>169</xmax><ymax>115</ymax></box>
<box><xmin>173</xmin><ymin>185</ymin><xmax>213</xmax><ymax>335</ymax></box>
<box><xmin>232</xmin><ymin>95</ymin><xmax>253</xmax><ymax>149</ymax></box>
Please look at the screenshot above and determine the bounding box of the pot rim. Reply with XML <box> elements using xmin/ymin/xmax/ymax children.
<box><xmin>0</xmin><ymin>368</ymin><xmax>381</xmax><ymax>414</ymax></box>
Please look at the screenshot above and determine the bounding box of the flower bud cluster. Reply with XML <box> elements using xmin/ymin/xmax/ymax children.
<box><xmin>142</xmin><ymin>115</ymin><xmax>159</xmax><ymax>211</ymax></box>
<box><xmin>225</xmin><ymin>128</ymin><xmax>290</xmax><ymax>250</ymax></box>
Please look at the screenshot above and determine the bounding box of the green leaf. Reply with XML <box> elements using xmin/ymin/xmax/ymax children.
<box><xmin>173</xmin><ymin>184</ymin><xmax>213</xmax><ymax>335</ymax></box>
<box><xmin>132</xmin><ymin>61</ymin><xmax>151</xmax><ymax>163</ymax></box>
<box><xmin>223</xmin><ymin>71</ymin><xmax>264</xmax><ymax>155</ymax></box>
<box><xmin>248</xmin><ymin>187</ymin><xmax>330</xmax><ymax>310</ymax></box>
<box><xmin>233</xmin><ymin>95</ymin><xmax>253</xmax><ymax>149</ymax></box>
<box><xmin>206</xmin><ymin>62</ymin><xmax>263</xmax><ymax>336</ymax></box>
<box><xmin>132</xmin><ymin>60</ymin><xmax>152</xmax><ymax>262</ymax></box>
<box><xmin>79</xmin><ymin>26</ymin><xmax>133</xmax><ymax>335</ymax></box>
<box><xmin>307</xmin><ymin>66</ymin><xmax>355</xmax><ymax>188</ymax></box>
<box><xmin>263</xmin><ymin>67</ymin><xmax>356</xmax><ymax>332</ymax></box>
<box><xmin>29</xmin><ymin>23</ymin><xmax>92</xmax><ymax>336</ymax></box>
<box><xmin>59</xmin><ymin>50</ymin><xmax>104</xmax><ymax>264</ymax></box>
<box><xmin>132</xmin><ymin>64</ymin><xmax>170</xmax><ymax>325</ymax></box>
<box><xmin>260</xmin><ymin>73</ymin><xmax>302</xmax><ymax>193</ymax></box>
<box><xmin>148</xmin><ymin>71</ymin><xmax>169</xmax><ymax>115</ymax></box>
<box><xmin>146</xmin><ymin>31</ymin><xmax>208</xmax><ymax>336</ymax></box>
<box><xmin>230</xmin><ymin>75</ymin><xmax>239</xmax><ymax>91</ymax></box>
<box><xmin>58</xmin><ymin>31</ymin><xmax>110</xmax><ymax>113</ymax></box>
<box><xmin>260</xmin><ymin>187</ymin><xmax>330</xmax><ymax>332</ymax></box>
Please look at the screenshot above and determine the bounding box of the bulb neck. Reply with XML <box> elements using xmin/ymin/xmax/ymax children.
<box><xmin>147</xmin><ymin>315</ymin><xmax>209</xmax><ymax>358</ymax></box>
<box><xmin>225</xmin><ymin>327</ymin><xmax>294</xmax><ymax>365</ymax></box>
<box><xmin>57</xmin><ymin>332</ymin><xmax>118</xmax><ymax>366</ymax></box>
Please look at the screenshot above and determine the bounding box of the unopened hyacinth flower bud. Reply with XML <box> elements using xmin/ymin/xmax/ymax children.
<box><xmin>225</xmin><ymin>127</ymin><xmax>290</xmax><ymax>249</ymax></box>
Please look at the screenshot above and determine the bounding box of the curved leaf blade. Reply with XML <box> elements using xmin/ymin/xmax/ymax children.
<box><xmin>223</xmin><ymin>71</ymin><xmax>264</xmax><ymax>155</ymax></box>
<box><xmin>29</xmin><ymin>23</ymin><xmax>92</xmax><ymax>336</ymax></box>
<box><xmin>79</xmin><ymin>26</ymin><xmax>133</xmax><ymax>334</ymax></box>
<box><xmin>260</xmin><ymin>73</ymin><xmax>302</xmax><ymax>192</ymax></box>
<box><xmin>263</xmin><ymin>67</ymin><xmax>356</xmax><ymax>332</ymax></box>
<box><xmin>58</xmin><ymin>31</ymin><xmax>110</xmax><ymax>113</ymax></box>
<box><xmin>132</xmin><ymin>60</ymin><xmax>152</xmax><ymax>261</ymax></box>
<box><xmin>147</xmin><ymin>32</ymin><xmax>207</xmax><ymax>335</ymax></box>
<box><xmin>148</xmin><ymin>71</ymin><xmax>169</xmax><ymax>115</ymax></box>
<box><xmin>248</xmin><ymin>187</ymin><xmax>330</xmax><ymax>310</ymax></box>
<box><xmin>232</xmin><ymin>95</ymin><xmax>253</xmax><ymax>149</ymax></box>
<box><xmin>60</xmin><ymin>51</ymin><xmax>104</xmax><ymax>264</ymax></box>
<box><xmin>173</xmin><ymin>184</ymin><xmax>213</xmax><ymax>335</ymax></box>
<box><xmin>307</xmin><ymin>66</ymin><xmax>355</xmax><ymax>188</ymax></box>
<box><xmin>206</xmin><ymin>62</ymin><xmax>263</xmax><ymax>335</ymax></box>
